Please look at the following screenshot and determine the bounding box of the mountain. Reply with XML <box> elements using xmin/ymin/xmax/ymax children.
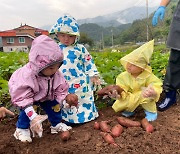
<box><xmin>40</xmin><ymin>0</ymin><xmax>179</xmax><ymax>45</ymax></box>
<box><xmin>40</xmin><ymin>6</ymin><xmax>158</xmax><ymax>44</ymax></box>
<box><xmin>40</xmin><ymin>6</ymin><xmax>157</xmax><ymax>31</ymax></box>
<box><xmin>79</xmin><ymin>23</ymin><xmax>131</xmax><ymax>42</ymax></box>
<box><xmin>77</xmin><ymin>6</ymin><xmax>157</xmax><ymax>27</ymax></box>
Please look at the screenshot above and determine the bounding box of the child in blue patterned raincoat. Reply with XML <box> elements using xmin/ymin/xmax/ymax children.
<box><xmin>49</xmin><ymin>14</ymin><xmax>101</xmax><ymax>124</ymax></box>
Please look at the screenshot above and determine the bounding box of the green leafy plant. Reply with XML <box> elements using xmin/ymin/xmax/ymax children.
<box><xmin>0</xmin><ymin>45</ymin><xmax>169</xmax><ymax>111</ymax></box>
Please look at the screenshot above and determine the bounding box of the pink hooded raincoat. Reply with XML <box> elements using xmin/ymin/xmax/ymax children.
<box><xmin>8</xmin><ymin>35</ymin><xmax>69</xmax><ymax>108</ymax></box>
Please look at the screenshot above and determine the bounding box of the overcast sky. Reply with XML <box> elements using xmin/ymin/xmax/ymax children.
<box><xmin>0</xmin><ymin>0</ymin><xmax>161</xmax><ymax>31</ymax></box>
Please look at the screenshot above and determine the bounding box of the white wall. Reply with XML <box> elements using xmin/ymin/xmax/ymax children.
<box><xmin>0</xmin><ymin>37</ymin><xmax>2</xmax><ymax>47</ymax></box>
<box><xmin>3</xmin><ymin>46</ymin><xmax>29</xmax><ymax>52</ymax></box>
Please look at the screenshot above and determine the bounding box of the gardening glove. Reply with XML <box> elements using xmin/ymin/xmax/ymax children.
<box><xmin>24</xmin><ymin>106</ymin><xmax>48</xmax><ymax>137</ymax></box>
<box><xmin>142</xmin><ymin>85</ymin><xmax>157</xmax><ymax>98</ymax></box>
<box><xmin>152</xmin><ymin>6</ymin><xmax>166</xmax><ymax>26</ymax></box>
<box><xmin>91</xmin><ymin>76</ymin><xmax>102</xmax><ymax>91</ymax></box>
<box><xmin>108</xmin><ymin>88</ymin><xmax>121</xmax><ymax>100</ymax></box>
<box><xmin>97</xmin><ymin>85</ymin><xmax>123</xmax><ymax>100</ymax></box>
<box><xmin>65</xmin><ymin>93</ymin><xmax>78</xmax><ymax>107</ymax></box>
<box><xmin>91</xmin><ymin>76</ymin><xmax>101</xmax><ymax>85</ymax></box>
<box><xmin>30</xmin><ymin>114</ymin><xmax>48</xmax><ymax>137</ymax></box>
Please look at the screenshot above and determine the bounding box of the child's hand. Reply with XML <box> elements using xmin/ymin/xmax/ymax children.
<box><xmin>65</xmin><ymin>94</ymin><xmax>78</xmax><ymax>107</ymax></box>
<box><xmin>30</xmin><ymin>115</ymin><xmax>48</xmax><ymax>138</ymax></box>
<box><xmin>90</xmin><ymin>76</ymin><xmax>101</xmax><ymax>86</ymax></box>
<box><xmin>0</xmin><ymin>107</ymin><xmax>14</xmax><ymax>118</ymax></box>
<box><xmin>108</xmin><ymin>88</ymin><xmax>121</xmax><ymax>100</ymax></box>
<box><xmin>142</xmin><ymin>85</ymin><xmax>157</xmax><ymax>98</ymax></box>
<box><xmin>97</xmin><ymin>85</ymin><xmax>123</xmax><ymax>99</ymax></box>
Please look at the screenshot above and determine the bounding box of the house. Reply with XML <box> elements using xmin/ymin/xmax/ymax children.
<box><xmin>0</xmin><ymin>24</ymin><xmax>49</xmax><ymax>52</ymax></box>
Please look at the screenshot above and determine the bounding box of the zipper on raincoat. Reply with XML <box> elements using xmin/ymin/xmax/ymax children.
<box><xmin>46</xmin><ymin>79</ymin><xmax>50</xmax><ymax>97</ymax></box>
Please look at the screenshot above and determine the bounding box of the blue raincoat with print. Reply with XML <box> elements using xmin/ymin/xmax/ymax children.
<box><xmin>49</xmin><ymin>15</ymin><xmax>99</xmax><ymax>123</ymax></box>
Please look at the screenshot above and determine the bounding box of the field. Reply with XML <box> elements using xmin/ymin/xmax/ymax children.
<box><xmin>0</xmin><ymin>45</ymin><xmax>179</xmax><ymax>154</ymax></box>
<box><xmin>0</xmin><ymin>99</ymin><xmax>179</xmax><ymax>154</ymax></box>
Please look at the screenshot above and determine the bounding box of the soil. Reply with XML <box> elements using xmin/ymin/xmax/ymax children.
<box><xmin>0</xmin><ymin>99</ymin><xmax>180</xmax><ymax>154</ymax></box>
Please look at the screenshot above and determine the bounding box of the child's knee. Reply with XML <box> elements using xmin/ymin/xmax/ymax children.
<box><xmin>52</xmin><ymin>104</ymin><xmax>61</xmax><ymax>112</ymax></box>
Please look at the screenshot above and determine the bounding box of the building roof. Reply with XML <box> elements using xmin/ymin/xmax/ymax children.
<box><xmin>0</xmin><ymin>30</ymin><xmax>16</xmax><ymax>37</ymax></box>
<box><xmin>0</xmin><ymin>24</ymin><xmax>49</xmax><ymax>37</ymax></box>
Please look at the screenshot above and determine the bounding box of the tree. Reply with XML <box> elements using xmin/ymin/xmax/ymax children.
<box><xmin>79</xmin><ymin>32</ymin><xmax>94</xmax><ymax>46</ymax></box>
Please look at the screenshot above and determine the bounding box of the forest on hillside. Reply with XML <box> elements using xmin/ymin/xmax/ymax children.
<box><xmin>79</xmin><ymin>0</ymin><xmax>178</xmax><ymax>47</ymax></box>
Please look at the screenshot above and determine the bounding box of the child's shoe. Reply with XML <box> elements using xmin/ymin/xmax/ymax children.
<box><xmin>121</xmin><ymin>111</ymin><xmax>135</xmax><ymax>117</ymax></box>
<box><xmin>50</xmin><ymin>122</ymin><xmax>72</xmax><ymax>134</ymax></box>
<box><xmin>144</xmin><ymin>110</ymin><xmax>157</xmax><ymax>121</ymax></box>
<box><xmin>14</xmin><ymin>128</ymin><xmax>32</xmax><ymax>142</ymax></box>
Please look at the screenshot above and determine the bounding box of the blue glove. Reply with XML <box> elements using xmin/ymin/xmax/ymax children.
<box><xmin>152</xmin><ymin>6</ymin><xmax>166</xmax><ymax>26</ymax></box>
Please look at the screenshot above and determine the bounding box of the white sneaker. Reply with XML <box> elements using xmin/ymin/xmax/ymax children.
<box><xmin>14</xmin><ymin>128</ymin><xmax>32</xmax><ymax>142</ymax></box>
<box><xmin>50</xmin><ymin>123</ymin><xmax>72</xmax><ymax>134</ymax></box>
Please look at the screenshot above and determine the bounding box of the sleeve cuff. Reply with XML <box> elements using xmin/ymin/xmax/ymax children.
<box><xmin>24</xmin><ymin>106</ymin><xmax>37</xmax><ymax>120</ymax></box>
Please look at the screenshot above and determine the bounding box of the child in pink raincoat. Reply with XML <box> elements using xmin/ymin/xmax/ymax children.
<box><xmin>8</xmin><ymin>35</ymin><xmax>77</xmax><ymax>142</ymax></box>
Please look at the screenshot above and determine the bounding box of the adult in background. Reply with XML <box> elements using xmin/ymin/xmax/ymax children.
<box><xmin>152</xmin><ymin>0</ymin><xmax>180</xmax><ymax>111</ymax></box>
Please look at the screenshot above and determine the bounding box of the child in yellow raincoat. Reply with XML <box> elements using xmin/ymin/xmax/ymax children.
<box><xmin>98</xmin><ymin>40</ymin><xmax>162</xmax><ymax>121</ymax></box>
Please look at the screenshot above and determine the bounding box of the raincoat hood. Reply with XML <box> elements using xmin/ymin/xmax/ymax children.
<box><xmin>29</xmin><ymin>35</ymin><xmax>63</xmax><ymax>73</ymax></box>
<box><xmin>49</xmin><ymin>14</ymin><xmax>80</xmax><ymax>44</ymax></box>
<box><xmin>120</xmin><ymin>40</ymin><xmax>154</xmax><ymax>73</ymax></box>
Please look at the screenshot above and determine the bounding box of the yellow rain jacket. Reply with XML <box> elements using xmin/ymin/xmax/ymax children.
<box><xmin>112</xmin><ymin>40</ymin><xmax>163</xmax><ymax>113</ymax></box>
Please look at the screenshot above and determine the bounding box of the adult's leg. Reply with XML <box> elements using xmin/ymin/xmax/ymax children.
<box><xmin>158</xmin><ymin>49</ymin><xmax>180</xmax><ymax>111</ymax></box>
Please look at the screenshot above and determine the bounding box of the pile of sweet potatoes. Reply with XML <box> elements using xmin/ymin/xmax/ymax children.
<box><xmin>60</xmin><ymin>117</ymin><xmax>154</xmax><ymax>143</ymax></box>
<box><xmin>94</xmin><ymin>117</ymin><xmax>154</xmax><ymax>146</ymax></box>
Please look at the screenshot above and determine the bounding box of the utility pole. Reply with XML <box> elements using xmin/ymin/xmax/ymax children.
<box><xmin>146</xmin><ymin>0</ymin><xmax>149</xmax><ymax>41</ymax></box>
<box><xmin>102</xmin><ymin>31</ymin><xmax>104</xmax><ymax>49</ymax></box>
<box><xmin>111</xmin><ymin>29</ymin><xmax>114</xmax><ymax>47</ymax></box>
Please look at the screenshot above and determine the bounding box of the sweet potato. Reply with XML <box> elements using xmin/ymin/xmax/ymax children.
<box><xmin>60</xmin><ymin>131</ymin><xmax>70</xmax><ymax>141</ymax></box>
<box><xmin>99</xmin><ymin>121</ymin><xmax>111</xmax><ymax>132</ymax></box>
<box><xmin>117</xmin><ymin>116</ymin><xmax>141</xmax><ymax>127</ymax></box>
<box><xmin>94</xmin><ymin>122</ymin><xmax>100</xmax><ymax>130</ymax></box>
<box><xmin>97</xmin><ymin>85</ymin><xmax>123</xmax><ymax>96</ymax></box>
<box><xmin>141</xmin><ymin>118</ymin><xmax>154</xmax><ymax>133</ymax></box>
<box><xmin>100</xmin><ymin>132</ymin><xmax>117</xmax><ymax>146</ymax></box>
<box><xmin>66</xmin><ymin>94</ymin><xmax>78</xmax><ymax>107</ymax></box>
<box><xmin>97</xmin><ymin>85</ymin><xmax>113</xmax><ymax>96</ymax></box>
<box><xmin>111</xmin><ymin>124</ymin><xmax>123</xmax><ymax>137</ymax></box>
